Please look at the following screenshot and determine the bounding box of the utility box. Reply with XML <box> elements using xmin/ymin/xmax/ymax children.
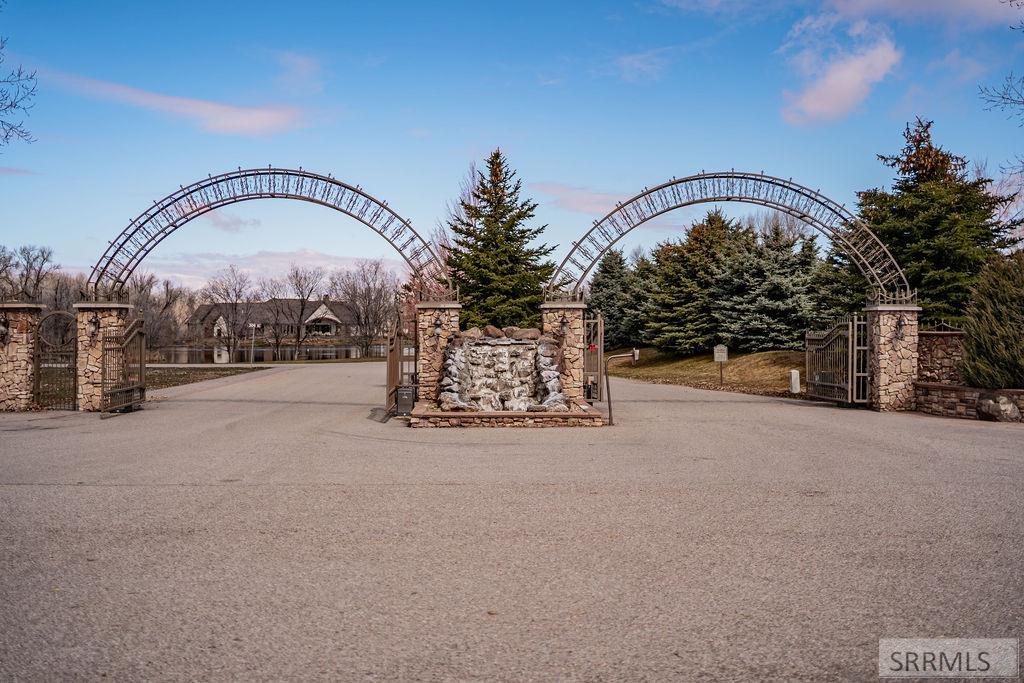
<box><xmin>790</xmin><ymin>370</ymin><xmax>801</xmax><ymax>394</ymax></box>
<box><xmin>395</xmin><ymin>386</ymin><xmax>417</xmax><ymax>416</ymax></box>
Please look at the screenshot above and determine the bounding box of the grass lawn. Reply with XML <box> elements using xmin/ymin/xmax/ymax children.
<box><xmin>606</xmin><ymin>348</ymin><xmax>806</xmax><ymax>397</ymax></box>
<box><xmin>146</xmin><ymin>367</ymin><xmax>267</xmax><ymax>391</ymax></box>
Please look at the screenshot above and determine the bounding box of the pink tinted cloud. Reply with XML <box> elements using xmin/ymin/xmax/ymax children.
<box><xmin>45</xmin><ymin>70</ymin><xmax>303</xmax><ymax>135</ymax></box>
<box><xmin>0</xmin><ymin>166</ymin><xmax>35</xmax><ymax>175</ymax></box>
<box><xmin>201</xmin><ymin>211</ymin><xmax>262</xmax><ymax>234</ymax></box>
<box><xmin>783</xmin><ymin>37</ymin><xmax>901</xmax><ymax>124</ymax></box>
<box><xmin>144</xmin><ymin>249</ymin><xmax>407</xmax><ymax>289</ymax></box>
<box><xmin>532</xmin><ymin>182</ymin><xmax>622</xmax><ymax>216</ymax></box>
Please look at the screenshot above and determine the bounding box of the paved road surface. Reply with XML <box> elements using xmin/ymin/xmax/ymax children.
<box><xmin>1</xmin><ymin>363</ymin><xmax>1021</xmax><ymax>680</ymax></box>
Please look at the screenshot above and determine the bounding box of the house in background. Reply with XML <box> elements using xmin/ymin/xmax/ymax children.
<box><xmin>184</xmin><ymin>296</ymin><xmax>386</xmax><ymax>362</ymax></box>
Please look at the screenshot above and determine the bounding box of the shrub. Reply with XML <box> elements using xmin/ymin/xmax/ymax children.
<box><xmin>960</xmin><ymin>252</ymin><xmax>1024</xmax><ymax>389</ymax></box>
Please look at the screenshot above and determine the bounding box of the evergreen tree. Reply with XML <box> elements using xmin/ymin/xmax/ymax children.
<box><xmin>623</xmin><ymin>251</ymin><xmax>655</xmax><ymax>347</ymax></box>
<box><xmin>808</xmin><ymin>245</ymin><xmax>865</xmax><ymax>325</ymax></box>
<box><xmin>645</xmin><ymin>209</ymin><xmax>745</xmax><ymax>355</ymax></box>
<box><xmin>858</xmin><ymin>118</ymin><xmax>1021</xmax><ymax>324</ymax></box>
<box><xmin>960</xmin><ymin>252</ymin><xmax>1024</xmax><ymax>390</ymax></box>
<box><xmin>446</xmin><ymin>149</ymin><xmax>556</xmax><ymax>328</ymax></box>
<box><xmin>588</xmin><ymin>249</ymin><xmax>638</xmax><ymax>349</ymax></box>
<box><xmin>713</xmin><ymin>220</ymin><xmax>818</xmax><ymax>352</ymax></box>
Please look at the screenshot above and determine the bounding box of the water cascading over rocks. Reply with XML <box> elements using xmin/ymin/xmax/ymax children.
<box><xmin>437</xmin><ymin>325</ymin><xmax>569</xmax><ymax>412</ymax></box>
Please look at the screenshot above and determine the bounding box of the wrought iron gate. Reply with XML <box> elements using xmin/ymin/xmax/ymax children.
<box><xmin>34</xmin><ymin>311</ymin><xmax>77</xmax><ymax>410</ymax></box>
<box><xmin>101</xmin><ymin>319</ymin><xmax>146</xmax><ymax>414</ymax></box>
<box><xmin>386</xmin><ymin>315</ymin><xmax>418</xmax><ymax>415</ymax></box>
<box><xmin>583</xmin><ymin>315</ymin><xmax>604</xmax><ymax>401</ymax></box>
<box><xmin>805</xmin><ymin>315</ymin><xmax>868</xmax><ymax>404</ymax></box>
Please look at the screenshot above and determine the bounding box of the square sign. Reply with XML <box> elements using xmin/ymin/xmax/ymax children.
<box><xmin>714</xmin><ymin>344</ymin><xmax>728</xmax><ymax>362</ymax></box>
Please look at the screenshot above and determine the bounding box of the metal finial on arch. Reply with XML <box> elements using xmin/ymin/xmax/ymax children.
<box><xmin>87</xmin><ymin>167</ymin><xmax>449</xmax><ymax>298</ymax></box>
<box><xmin>545</xmin><ymin>170</ymin><xmax>909</xmax><ymax>298</ymax></box>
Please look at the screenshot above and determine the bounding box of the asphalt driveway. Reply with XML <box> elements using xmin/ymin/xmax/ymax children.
<box><xmin>1</xmin><ymin>363</ymin><xmax>1021</xmax><ymax>680</ymax></box>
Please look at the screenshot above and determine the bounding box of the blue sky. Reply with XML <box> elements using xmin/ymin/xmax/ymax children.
<box><xmin>1</xmin><ymin>0</ymin><xmax>1021</xmax><ymax>286</ymax></box>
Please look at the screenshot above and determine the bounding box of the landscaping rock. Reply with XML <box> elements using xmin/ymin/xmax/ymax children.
<box><xmin>462</xmin><ymin>327</ymin><xmax>483</xmax><ymax>340</ymax></box>
<box><xmin>977</xmin><ymin>395</ymin><xmax>1022</xmax><ymax>422</ymax></box>
<box><xmin>512</xmin><ymin>328</ymin><xmax>541</xmax><ymax>340</ymax></box>
<box><xmin>502</xmin><ymin>326</ymin><xmax>519</xmax><ymax>337</ymax></box>
<box><xmin>483</xmin><ymin>325</ymin><xmax>504</xmax><ymax>338</ymax></box>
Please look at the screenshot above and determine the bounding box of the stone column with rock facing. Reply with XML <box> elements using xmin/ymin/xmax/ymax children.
<box><xmin>540</xmin><ymin>301</ymin><xmax>587</xmax><ymax>403</ymax></box>
<box><xmin>415</xmin><ymin>301</ymin><xmax>461</xmax><ymax>403</ymax></box>
<box><xmin>865</xmin><ymin>300</ymin><xmax>921</xmax><ymax>412</ymax></box>
<box><xmin>74</xmin><ymin>302</ymin><xmax>133</xmax><ymax>412</ymax></box>
<box><xmin>0</xmin><ymin>303</ymin><xmax>46</xmax><ymax>412</ymax></box>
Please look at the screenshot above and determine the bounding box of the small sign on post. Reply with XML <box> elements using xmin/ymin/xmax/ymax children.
<box><xmin>713</xmin><ymin>344</ymin><xmax>728</xmax><ymax>385</ymax></box>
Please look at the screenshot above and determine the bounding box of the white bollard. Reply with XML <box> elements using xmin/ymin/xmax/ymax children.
<box><xmin>790</xmin><ymin>369</ymin><xmax>801</xmax><ymax>394</ymax></box>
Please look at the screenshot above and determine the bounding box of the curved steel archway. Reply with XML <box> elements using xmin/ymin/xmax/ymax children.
<box><xmin>88</xmin><ymin>167</ymin><xmax>446</xmax><ymax>297</ymax></box>
<box><xmin>547</xmin><ymin>171</ymin><xmax>909</xmax><ymax>297</ymax></box>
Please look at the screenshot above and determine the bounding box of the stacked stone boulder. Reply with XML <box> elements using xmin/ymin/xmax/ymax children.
<box><xmin>437</xmin><ymin>325</ymin><xmax>569</xmax><ymax>412</ymax></box>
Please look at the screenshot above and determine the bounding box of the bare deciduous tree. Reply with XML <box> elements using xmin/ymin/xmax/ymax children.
<box><xmin>257</xmin><ymin>276</ymin><xmax>290</xmax><ymax>360</ymax></box>
<box><xmin>0</xmin><ymin>244</ymin><xmax>56</xmax><ymax>300</ymax></box>
<box><xmin>286</xmin><ymin>263</ymin><xmax>325</xmax><ymax>358</ymax></box>
<box><xmin>0</xmin><ymin>1</ymin><xmax>37</xmax><ymax>148</ymax></box>
<box><xmin>201</xmin><ymin>265</ymin><xmax>255</xmax><ymax>355</ymax></box>
<box><xmin>328</xmin><ymin>260</ymin><xmax>400</xmax><ymax>357</ymax></box>
<box><xmin>128</xmin><ymin>272</ymin><xmax>191</xmax><ymax>349</ymax></box>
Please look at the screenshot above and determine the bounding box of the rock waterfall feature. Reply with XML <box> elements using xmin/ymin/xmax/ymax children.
<box><xmin>437</xmin><ymin>326</ymin><xmax>569</xmax><ymax>412</ymax></box>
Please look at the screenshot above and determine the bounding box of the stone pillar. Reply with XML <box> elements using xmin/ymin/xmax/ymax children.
<box><xmin>540</xmin><ymin>301</ymin><xmax>587</xmax><ymax>403</ymax></box>
<box><xmin>865</xmin><ymin>303</ymin><xmax>921</xmax><ymax>412</ymax></box>
<box><xmin>74</xmin><ymin>302</ymin><xmax>133</xmax><ymax>412</ymax></box>
<box><xmin>415</xmin><ymin>301</ymin><xmax>461</xmax><ymax>404</ymax></box>
<box><xmin>0</xmin><ymin>303</ymin><xmax>46</xmax><ymax>411</ymax></box>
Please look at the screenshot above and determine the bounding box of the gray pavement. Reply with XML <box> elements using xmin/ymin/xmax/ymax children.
<box><xmin>1</xmin><ymin>363</ymin><xmax>1021</xmax><ymax>680</ymax></box>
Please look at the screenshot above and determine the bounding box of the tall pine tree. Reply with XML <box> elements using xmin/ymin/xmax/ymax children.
<box><xmin>713</xmin><ymin>219</ymin><xmax>818</xmax><ymax>352</ymax></box>
<box><xmin>446</xmin><ymin>149</ymin><xmax>555</xmax><ymax>329</ymax></box>
<box><xmin>645</xmin><ymin>209</ymin><xmax>746</xmax><ymax>355</ymax></box>
<box><xmin>858</xmin><ymin>118</ymin><xmax>1021</xmax><ymax>324</ymax></box>
<box><xmin>588</xmin><ymin>249</ymin><xmax>637</xmax><ymax>350</ymax></box>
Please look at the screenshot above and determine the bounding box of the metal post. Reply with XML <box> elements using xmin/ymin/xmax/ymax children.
<box><xmin>603</xmin><ymin>352</ymin><xmax>634</xmax><ymax>426</ymax></box>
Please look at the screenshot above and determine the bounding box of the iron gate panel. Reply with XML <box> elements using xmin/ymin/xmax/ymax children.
<box><xmin>805</xmin><ymin>315</ymin><xmax>868</xmax><ymax>404</ymax></box>
<box><xmin>386</xmin><ymin>315</ymin><xmax>417</xmax><ymax>415</ymax></box>
<box><xmin>101</xmin><ymin>319</ymin><xmax>146</xmax><ymax>413</ymax></box>
<box><xmin>583</xmin><ymin>315</ymin><xmax>604</xmax><ymax>402</ymax></box>
<box><xmin>34</xmin><ymin>311</ymin><xmax>77</xmax><ymax>410</ymax></box>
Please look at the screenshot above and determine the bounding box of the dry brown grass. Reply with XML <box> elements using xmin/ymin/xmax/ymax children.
<box><xmin>606</xmin><ymin>348</ymin><xmax>806</xmax><ymax>397</ymax></box>
<box><xmin>146</xmin><ymin>367</ymin><xmax>266</xmax><ymax>391</ymax></box>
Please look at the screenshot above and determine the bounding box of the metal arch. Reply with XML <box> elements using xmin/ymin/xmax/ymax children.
<box><xmin>87</xmin><ymin>167</ymin><xmax>448</xmax><ymax>298</ymax></box>
<box><xmin>546</xmin><ymin>171</ymin><xmax>910</xmax><ymax>297</ymax></box>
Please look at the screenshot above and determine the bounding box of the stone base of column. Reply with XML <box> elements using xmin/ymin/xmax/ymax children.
<box><xmin>540</xmin><ymin>301</ymin><xmax>587</xmax><ymax>403</ymax></box>
<box><xmin>415</xmin><ymin>301</ymin><xmax>461</xmax><ymax>403</ymax></box>
<box><xmin>74</xmin><ymin>302</ymin><xmax>133</xmax><ymax>412</ymax></box>
<box><xmin>0</xmin><ymin>303</ymin><xmax>46</xmax><ymax>412</ymax></box>
<box><xmin>865</xmin><ymin>303</ymin><xmax>921</xmax><ymax>412</ymax></box>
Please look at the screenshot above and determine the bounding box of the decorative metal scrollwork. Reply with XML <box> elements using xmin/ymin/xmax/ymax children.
<box><xmin>88</xmin><ymin>167</ymin><xmax>447</xmax><ymax>298</ymax></box>
<box><xmin>546</xmin><ymin>171</ymin><xmax>910</xmax><ymax>298</ymax></box>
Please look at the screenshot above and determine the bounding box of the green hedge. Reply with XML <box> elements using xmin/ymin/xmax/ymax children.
<box><xmin>960</xmin><ymin>252</ymin><xmax>1024</xmax><ymax>390</ymax></box>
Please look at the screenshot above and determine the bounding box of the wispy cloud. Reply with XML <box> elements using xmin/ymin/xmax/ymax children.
<box><xmin>201</xmin><ymin>211</ymin><xmax>262</xmax><ymax>233</ymax></box>
<box><xmin>275</xmin><ymin>51</ymin><xmax>324</xmax><ymax>95</ymax></box>
<box><xmin>828</xmin><ymin>0</ymin><xmax>1016</xmax><ymax>26</ymax></box>
<box><xmin>928</xmin><ymin>48</ymin><xmax>987</xmax><ymax>83</ymax></box>
<box><xmin>145</xmin><ymin>249</ymin><xmax>407</xmax><ymax>289</ymax></box>
<box><xmin>532</xmin><ymin>182</ymin><xmax>622</xmax><ymax>216</ymax></box>
<box><xmin>614</xmin><ymin>47</ymin><xmax>675</xmax><ymax>82</ymax></box>
<box><xmin>780</xmin><ymin>15</ymin><xmax>901</xmax><ymax>125</ymax></box>
<box><xmin>0</xmin><ymin>166</ymin><xmax>36</xmax><ymax>176</ymax></box>
<box><xmin>43</xmin><ymin>70</ymin><xmax>303</xmax><ymax>136</ymax></box>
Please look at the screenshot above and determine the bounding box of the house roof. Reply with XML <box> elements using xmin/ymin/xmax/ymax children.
<box><xmin>188</xmin><ymin>298</ymin><xmax>359</xmax><ymax>326</ymax></box>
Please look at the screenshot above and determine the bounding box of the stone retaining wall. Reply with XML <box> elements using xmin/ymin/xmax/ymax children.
<box><xmin>0</xmin><ymin>305</ymin><xmax>44</xmax><ymax>411</ymax></box>
<box><xmin>409</xmin><ymin>401</ymin><xmax>604</xmax><ymax>428</ymax></box>
<box><xmin>915</xmin><ymin>382</ymin><xmax>1024</xmax><ymax>422</ymax></box>
<box><xmin>918</xmin><ymin>331</ymin><xmax>964</xmax><ymax>385</ymax></box>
